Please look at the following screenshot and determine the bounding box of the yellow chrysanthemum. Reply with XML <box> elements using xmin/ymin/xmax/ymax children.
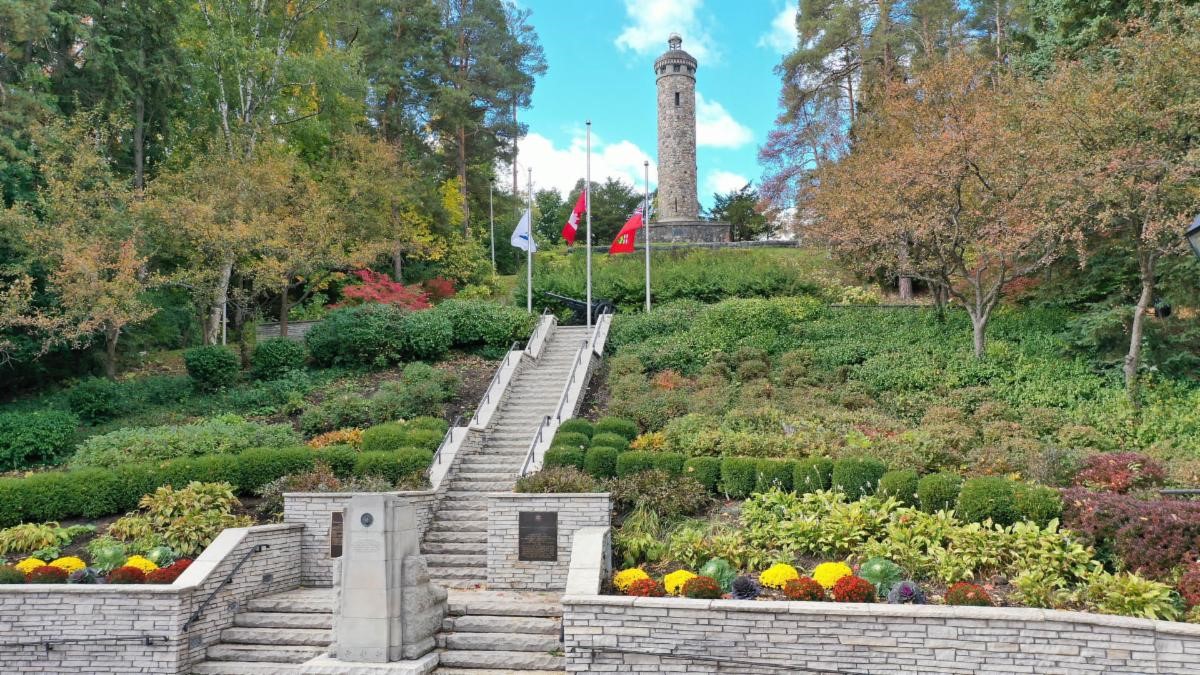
<box><xmin>613</xmin><ymin>568</ymin><xmax>651</xmax><ymax>593</ymax></box>
<box><xmin>664</xmin><ymin>570</ymin><xmax>697</xmax><ymax>596</ymax></box>
<box><xmin>49</xmin><ymin>557</ymin><xmax>86</xmax><ymax>574</ymax></box>
<box><xmin>123</xmin><ymin>555</ymin><xmax>159</xmax><ymax>573</ymax></box>
<box><xmin>15</xmin><ymin>558</ymin><xmax>46</xmax><ymax>574</ymax></box>
<box><xmin>812</xmin><ymin>562</ymin><xmax>853</xmax><ymax>590</ymax></box>
<box><xmin>759</xmin><ymin>563</ymin><xmax>800</xmax><ymax>589</ymax></box>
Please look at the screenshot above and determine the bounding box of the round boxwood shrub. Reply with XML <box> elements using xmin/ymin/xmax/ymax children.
<box><xmin>651</xmin><ymin>452</ymin><xmax>686</xmax><ymax>477</ymax></box>
<box><xmin>66</xmin><ymin>377</ymin><xmax>128</xmax><ymax>423</ymax></box>
<box><xmin>551</xmin><ymin>431</ymin><xmax>590</xmax><ymax>450</ymax></box>
<box><xmin>316</xmin><ymin>446</ymin><xmax>358</xmax><ymax>478</ymax></box>
<box><xmin>361</xmin><ymin>423</ymin><xmax>408</xmax><ymax>453</ymax></box>
<box><xmin>183</xmin><ymin>345</ymin><xmax>240</xmax><ymax>391</ymax></box>
<box><xmin>793</xmin><ymin>457</ymin><xmax>833</xmax><ymax>494</ymax></box>
<box><xmin>917</xmin><ymin>472</ymin><xmax>962</xmax><ymax>513</ymax></box>
<box><xmin>615</xmin><ymin>451</ymin><xmax>657</xmax><ymax>477</ymax></box>
<box><xmin>720</xmin><ymin>457</ymin><xmax>758</xmax><ymax>499</ymax></box>
<box><xmin>544</xmin><ymin>447</ymin><xmax>585</xmax><ymax>471</ymax></box>
<box><xmin>406</xmin><ymin>416</ymin><xmax>449</xmax><ymax>434</ymax></box>
<box><xmin>583</xmin><ymin>447</ymin><xmax>619</xmax><ymax>479</ymax></box>
<box><xmin>305</xmin><ymin>304</ymin><xmax>408</xmax><ymax>368</ymax></box>
<box><xmin>956</xmin><ymin>476</ymin><xmax>1018</xmax><ymax>526</ymax></box>
<box><xmin>756</xmin><ymin>459</ymin><xmax>795</xmax><ymax>492</ymax></box>
<box><xmin>684</xmin><ymin>457</ymin><xmax>721</xmax><ymax>492</ymax></box>
<box><xmin>353</xmin><ymin>449</ymin><xmax>433</xmax><ymax>483</ymax></box>
<box><xmin>594</xmin><ymin>417</ymin><xmax>638</xmax><ymax>441</ymax></box>
<box><xmin>1013</xmin><ymin>482</ymin><xmax>1063</xmax><ymax>526</ymax></box>
<box><xmin>397</xmin><ymin>310</ymin><xmax>453</xmax><ymax>361</ymax></box>
<box><xmin>251</xmin><ymin>338</ymin><xmax>307</xmax><ymax>380</ymax></box>
<box><xmin>434</xmin><ymin>299</ymin><xmax>536</xmax><ymax>348</ymax></box>
<box><xmin>237</xmin><ymin>447</ymin><xmax>317</xmax><ymax>491</ymax></box>
<box><xmin>831</xmin><ymin>457</ymin><xmax>887</xmax><ymax>498</ymax></box>
<box><xmin>0</xmin><ymin>410</ymin><xmax>80</xmax><ymax>471</ymax></box>
<box><xmin>877</xmin><ymin>470</ymin><xmax>920</xmax><ymax>506</ymax></box>
<box><xmin>557</xmin><ymin>418</ymin><xmax>594</xmax><ymax>439</ymax></box>
<box><xmin>590</xmin><ymin>432</ymin><xmax>629</xmax><ymax>452</ymax></box>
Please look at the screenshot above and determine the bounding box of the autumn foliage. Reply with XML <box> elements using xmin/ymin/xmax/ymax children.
<box><xmin>339</xmin><ymin>270</ymin><xmax>431</xmax><ymax>311</ymax></box>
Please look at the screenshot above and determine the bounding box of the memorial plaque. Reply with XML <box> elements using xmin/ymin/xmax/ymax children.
<box><xmin>518</xmin><ymin>511</ymin><xmax>558</xmax><ymax>562</ymax></box>
<box><xmin>329</xmin><ymin>511</ymin><xmax>344</xmax><ymax>558</ymax></box>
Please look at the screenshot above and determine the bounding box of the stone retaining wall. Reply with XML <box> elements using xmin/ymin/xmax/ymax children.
<box><xmin>255</xmin><ymin>320</ymin><xmax>320</xmax><ymax>341</ymax></box>
<box><xmin>487</xmin><ymin>493</ymin><xmax>611</xmax><ymax>591</ymax></box>
<box><xmin>283</xmin><ymin>491</ymin><xmax>437</xmax><ymax>587</ymax></box>
<box><xmin>0</xmin><ymin>523</ymin><xmax>301</xmax><ymax>674</ymax></box>
<box><xmin>561</xmin><ymin>595</ymin><xmax>1200</xmax><ymax>674</ymax></box>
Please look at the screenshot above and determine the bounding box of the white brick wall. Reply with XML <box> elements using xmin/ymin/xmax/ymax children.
<box><xmin>487</xmin><ymin>493</ymin><xmax>611</xmax><ymax>591</ymax></box>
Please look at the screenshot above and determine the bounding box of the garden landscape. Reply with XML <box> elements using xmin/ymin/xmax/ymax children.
<box><xmin>1</xmin><ymin>1</ymin><xmax>1200</xmax><ymax>674</ymax></box>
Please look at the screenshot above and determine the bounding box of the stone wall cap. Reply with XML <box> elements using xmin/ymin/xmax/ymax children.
<box><xmin>487</xmin><ymin>492</ymin><xmax>611</xmax><ymax>499</ymax></box>
<box><xmin>283</xmin><ymin>489</ymin><xmax>436</xmax><ymax>498</ymax></box>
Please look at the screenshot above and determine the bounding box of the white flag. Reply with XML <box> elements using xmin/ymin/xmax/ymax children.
<box><xmin>511</xmin><ymin>208</ymin><xmax>537</xmax><ymax>252</ymax></box>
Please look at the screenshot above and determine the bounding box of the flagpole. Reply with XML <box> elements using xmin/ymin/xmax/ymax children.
<box><xmin>526</xmin><ymin>167</ymin><xmax>533</xmax><ymax>314</ymax></box>
<box><xmin>644</xmin><ymin>160</ymin><xmax>651</xmax><ymax>313</ymax></box>
<box><xmin>585</xmin><ymin>120</ymin><xmax>593</xmax><ymax>328</ymax></box>
<box><xmin>489</xmin><ymin>178</ymin><xmax>496</xmax><ymax>273</ymax></box>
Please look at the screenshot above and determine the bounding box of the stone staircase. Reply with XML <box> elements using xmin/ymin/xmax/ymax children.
<box><xmin>191</xmin><ymin>587</ymin><xmax>333</xmax><ymax>674</ymax></box>
<box><xmin>435</xmin><ymin>591</ymin><xmax>565</xmax><ymax>674</ymax></box>
<box><xmin>422</xmin><ymin>325</ymin><xmax>593</xmax><ymax>588</ymax></box>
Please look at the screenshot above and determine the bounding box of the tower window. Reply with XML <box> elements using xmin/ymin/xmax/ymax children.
<box><xmin>673</xmin><ymin>64</ymin><xmax>681</xmax><ymax>72</ymax></box>
<box><xmin>674</xmin><ymin>92</ymin><xmax>680</xmax><ymax>106</ymax></box>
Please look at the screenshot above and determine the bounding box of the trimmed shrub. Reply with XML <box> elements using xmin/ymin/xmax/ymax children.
<box><xmin>251</xmin><ymin>338</ymin><xmax>307</xmax><ymax>380</ymax></box>
<box><xmin>720</xmin><ymin>457</ymin><xmax>758</xmax><ymax>499</ymax></box>
<box><xmin>544</xmin><ymin>447</ymin><xmax>586</xmax><ymax>471</ymax></box>
<box><xmin>0</xmin><ymin>410</ymin><xmax>79</xmax><ymax>471</ymax></box>
<box><xmin>831</xmin><ymin>457</ymin><xmax>887</xmax><ymax>498</ymax></box>
<box><xmin>237</xmin><ymin>447</ymin><xmax>317</xmax><ymax>491</ymax></box>
<box><xmin>361</xmin><ymin>423</ymin><xmax>408</xmax><ymax>453</ymax></box>
<box><xmin>1013</xmin><ymin>482</ymin><xmax>1063</xmax><ymax>527</ymax></box>
<box><xmin>590</xmin><ymin>432</ymin><xmax>630</xmax><ymax>452</ymax></box>
<box><xmin>434</xmin><ymin>299</ymin><xmax>536</xmax><ymax>348</ymax></box>
<box><xmin>877</xmin><ymin>470</ymin><xmax>919</xmax><ymax>506</ymax></box>
<box><xmin>917</xmin><ymin>472</ymin><xmax>962</xmax><ymax>513</ymax></box>
<box><xmin>793</xmin><ymin>457</ymin><xmax>833</xmax><ymax>494</ymax></box>
<box><xmin>353</xmin><ymin>449</ymin><xmax>433</xmax><ymax>483</ymax></box>
<box><xmin>370</xmin><ymin>368</ymin><xmax>456</xmax><ymax>423</ymax></box>
<box><xmin>651</xmin><ymin>452</ymin><xmax>686</xmax><ymax>477</ymax></box>
<box><xmin>616</xmin><ymin>451</ymin><xmax>657</xmax><ymax>477</ymax></box>
<box><xmin>551</xmin><ymin>432</ymin><xmax>590</xmax><ymax>451</ymax></box>
<box><xmin>160</xmin><ymin>455</ymin><xmax>240</xmax><ymax>492</ymax></box>
<box><xmin>315</xmin><ymin>446</ymin><xmax>358</xmax><ymax>478</ymax></box>
<box><xmin>594</xmin><ymin>417</ymin><xmax>639</xmax><ymax>441</ymax></box>
<box><xmin>405</xmin><ymin>416</ymin><xmax>449</xmax><ymax>434</ymax></box>
<box><xmin>305</xmin><ymin>304</ymin><xmax>407</xmax><ymax>368</ymax></box>
<box><xmin>1074</xmin><ymin>452</ymin><xmax>1167</xmax><ymax>494</ymax></box>
<box><xmin>514</xmin><ymin>467</ymin><xmax>600</xmax><ymax>493</ymax></box>
<box><xmin>755</xmin><ymin>459</ymin><xmax>795</xmax><ymax>492</ymax></box>
<box><xmin>956</xmin><ymin>477</ymin><xmax>1018</xmax><ymax>526</ymax></box>
<box><xmin>73</xmin><ymin>415</ymin><xmax>299</xmax><ymax>467</ymax></box>
<box><xmin>608</xmin><ymin>470</ymin><xmax>710</xmax><ymax>519</ymax></box>
<box><xmin>300</xmin><ymin>396</ymin><xmax>374</xmax><ymax>436</ymax></box>
<box><xmin>397</xmin><ymin>310</ymin><xmax>453</xmax><ymax>361</ymax></box>
<box><xmin>183</xmin><ymin>345</ymin><xmax>240</xmax><ymax>391</ymax></box>
<box><xmin>945</xmin><ymin>582</ymin><xmax>992</xmax><ymax>606</ymax></box>
<box><xmin>557</xmin><ymin>418</ymin><xmax>594</xmax><ymax>439</ymax></box>
<box><xmin>66</xmin><ymin>378</ymin><xmax>127</xmax><ymax>423</ymax></box>
<box><xmin>583</xmin><ymin>447</ymin><xmax>619</xmax><ymax>479</ymax></box>
<box><xmin>684</xmin><ymin>457</ymin><xmax>721</xmax><ymax>492</ymax></box>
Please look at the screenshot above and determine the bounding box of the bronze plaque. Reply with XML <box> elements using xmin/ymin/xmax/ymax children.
<box><xmin>330</xmin><ymin>511</ymin><xmax>344</xmax><ymax>558</ymax></box>
<box><xmin>518</xmin><ymin>511</ymin><xmax>558</xmax><ymax>562</ymax></box>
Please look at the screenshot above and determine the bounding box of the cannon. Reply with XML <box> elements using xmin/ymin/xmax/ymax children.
<box><xmin>543</xmin><ymin>292</ymin><xmax>615</xmax><ymax>325</ymax></box>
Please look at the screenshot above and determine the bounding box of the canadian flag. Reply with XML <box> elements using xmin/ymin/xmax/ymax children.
<box><xmin>561</xmin><ymin>192</ymin><xmax>586</xmax><ymax>245</ymax></box>
<box><xmin>609</xmin><ymin>204</ymin><xmax>648</xmax><ymax>254</ymax></box>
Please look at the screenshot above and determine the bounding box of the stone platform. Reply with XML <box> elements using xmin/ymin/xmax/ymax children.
<box><xmin>647</xmin><ymin>220</ymin><xmax>730</xmax><ymax>243</ymax></box>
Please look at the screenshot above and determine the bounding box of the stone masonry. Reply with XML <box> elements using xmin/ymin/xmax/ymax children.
<box><xmin>486</xmin><ymin>493</ymin><xmax>611</xmax><ymax>591</ymax></box>
<box><xmin>655</xmin><ymin>33</ymin><xmax>698</xmax><ymax>223</ymax></box>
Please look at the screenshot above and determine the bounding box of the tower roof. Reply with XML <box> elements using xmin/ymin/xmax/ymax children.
<box><xmin>654</xmin><ymin>34</ymin><xmax>697</xmax><ymax>72</ymax></box>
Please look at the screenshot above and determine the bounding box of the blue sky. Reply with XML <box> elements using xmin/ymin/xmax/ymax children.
<box><xmin>514</xmin><ymin>0</ymin><xmax>798</xmax><ymax>209</ymax></box>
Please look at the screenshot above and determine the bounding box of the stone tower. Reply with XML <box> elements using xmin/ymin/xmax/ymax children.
<box><xmin>654</xmin><ymin>33</ymin><xmax>699</xmax><ymax>222</ymax></box>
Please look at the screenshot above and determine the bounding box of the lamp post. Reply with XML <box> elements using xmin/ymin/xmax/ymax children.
<box><xmin>1187</xmin><ymin>214</ymin><xmax>1200</xmax><ymax>260</ymax></box>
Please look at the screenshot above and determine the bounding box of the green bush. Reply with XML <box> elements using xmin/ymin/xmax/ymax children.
<box><xmin>551</xmin><ymin>431</ymin><xmax>590</xmax><ymax>450</ymax></box>
<box><xmin>300</xmin><ymin>394</ymin><xmax>374</xmax><ymax>436</ymax></box>
<box><xmin>720</xmin><ymin>457</ymin><xmax>759</xmax><ymax>499</ymax></box>
<box><xmin>397</xmin><ymin>310</ymin><xmax>453</xmax><ymax>361</ymax></box>
<box><xmin>0</xmin><ymin>410</ymin><xmax>79</xmax><ymax>471</ymax></box>
<box><xmin>583</xmin><ymin>447</ymin><xmax>619</xmax><ymax>479</ymax></box>
<box><xmin>543</xmin><ymin>447</ymin><xmax>585</xmax><ymax>471</ymax></box>
<box><xmin>756</xmin><ymin>459</ymin><xmax>795</xmax><ymax>492</ymax></box>
<box><xmin>515</xmin><ymin>467</ymin><xmax>600</xmax><ymax>493</ymax></box>
<box><xmin>956</xmin><ymin>476</ymin><xmax>1018</xmax><ymax>526</ymax></box>
<box><xmin>434</xmin><ymin>299</ymin><xmax>536</xmax><ymax>348</ymax></box>
<box><xmin>616</xmin><ymin>451</ymin><xmax>658</xmax><ymax>477</ymax></box>
<box><xmin>405</xmin><ymin>416</ymin><xmax>449</xmax><ymax>434</ymax></box>
<box><xmin>66</xmin><ymin>377</ymin><xmax>128</xmax><ymax>423</ymax></box>
<box><xmin>794</xmin><ymin>457</ymin><xmax>833</xmax><ymax>494</ymax></box>
<box><xmin>609</xmin><ymin>470</ymin><xmax>710</xmax><ymax>518</ymax></box>
<box><xmin>831</xmin><ymin>457</ymin><xmax>887</xmax><ymax>498</ymax></box>
<box><xmin>595</xmin><ymin>417</ymin><xmax>639</xmax><ymax>441</ymax></box>
<box><xmin>183</xmin><ymin>345</ymin><xmax>241</xmax><ymax>391</ymax></box>
<box><xmin>683</xmin><ymin>457</ymin><xmax>721</xmax><ymax>492</ymax></box>
<box><xmin>238</xmin><ymin>447</ymin><xmax>318</xmax><ymax>491</ymax></box>
<box><xmin>125</xmin><ymin>375</ymin><xmax>193</xmax><ymax>406</ymax></box>
<box><xmin>353</xmin><ymin>449</ymin><xmax>433</xmax><ymax>483</ymax></box>
<box><xmin>877</xmin><ymin>470</ymin><xmax>920</xmax><ymax>506</ymax></box>
<box><xmin>251</xmin><ymin>338</ymin><xmax>308</xmax><ymax>380</ymax></box>
<box><xmin>73</xmin><ymin>414</ymin><xmax>300</xmax><ymax>467</ymax></box>
<box><xmin>917</xmin><ymin>473</ymin><xmax>962</xmax><ymax>513</ymax></box>
<box><xmin>361</xmin><ymin>423</ymin><xmax>407</xmax><ymax>453</ymax></box>
<box><xmin>652</xmin><ymin>452</ymin><xmax>687</xmax><ymax>477</ymax></box>
<box><xmin>305</xmin><ymin>304</ymin><xmax>409</xmax><ymax>368</ymax></box>
<box><xmin>315</xmin><ymin>446</ymin><xmax>358</xmax><ymax>477</ymax></box>
<box><xmin>160</xmin><ymin>455</ymin><xmax>240</xmax><ymax>491</ymax></box>
<box><xmin>590</xmin><ymin>432</ymin><xmax>629</xmax><ymax>452</ymax></box>
<box><xmin>1013</xmin><ymin>482</ymin><xmax>1063</xmax><ymax>526</ymax></box>
<box><xmin>557</xmin><ymin>418</ymin><xmax>594</xmax><ymax>438</ymax></box>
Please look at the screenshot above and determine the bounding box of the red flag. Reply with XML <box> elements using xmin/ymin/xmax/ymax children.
<box><xmin>608</xmin><ymin>207</ymin><xmax>645</xmax><ymax>254</ymax></box>
<box><xmin>561</xmin><ymin>192</ymin><xmax>586</xmax><ymax>245</ymax></box>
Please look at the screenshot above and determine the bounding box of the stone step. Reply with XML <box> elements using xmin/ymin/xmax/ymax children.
<box><xmin>191</xmin><ymin>661</ymin><xmax>300</xmax><ymax>674</ymax></box>
<box><xmin>434</xmin><ymin>669</ymin><xmax>564</xmax><ymax>675</ymax></box>
<box><xmin>437</xmin><ymin>632</ymin><xmax>561</xmax><ymax>653</ymax></box>
<box><xmin>454</xmin><ymin>472</ymin><xmax>514</xmax><ymax>481</ymax></box>
<box><xmin>422</xmin><ymin>541</ymin><xmax>487</xmax><ymax>555</ymax></box>
<box><xmin>219</xmin><ymin>627</ymin><xmax>331</xmax><ymax>647</ymax></box>
<box><xmin>445</xmin><ymin>481</ymin><xmax>513</xmax><ymax>492</ymax></box>
<box><xmin>424</xmin><ymin>530</ymin><xmax>487</xmax><ymax>544</ymax></box>
<box><xmin>425</xmin><ymin>553</ymin><xmax>487</xmax><ymax>568</ymax></box>
<box><xmin>427</xmin><ymin>567</ymin><xmax>487</xmax><ymax>585</ymax></box>
<box><xmin>437</xmin><ymin>650</ymin><xmax>564</xmax><ymax>671</ymax></box>
<box><xmin>454</xmin><ymin>463</ymin><xmax>520</xmax><ymax>473</ymax></box>
<box><xmin>233</xmin><ymin>612</ymin><xmax>332</xmax><ymax>630</ymax></box>
<box><xmin>205</xmin><ymin>644</ymin><xmax>325</xmax><ymax>664</ymax></box>
<box><xmin>436</xmin><ymin>508</ymin><xmax>486</xmax><ymax>521</ymax></box>
<box><xmin>448</xmin><ymin>599</ymin><xmax>562</xmax><ymax>618</ymax></box>
<box><xmin>443</xmin><ymin>615</ymin><xmax>560</xmax><ymax>635</ymax></box>
<box><xmin>426</xmin><ymin>520</ymin><xmax>486</xmax><ymax>533</ymax></box>
<box><xmin>245</xmin><ymin>590</ymin><xmax>332</xmax><ymax>614</ymax></box>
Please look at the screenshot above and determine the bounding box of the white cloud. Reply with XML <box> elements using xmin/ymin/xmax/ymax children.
<box><xmin>511</xmin><ymin>131</ymin><xmax>658</xmax><ymax>197</ymax></box>
<box><xmin>696</xmin><ymin>92</ymin><xmax>753</xmax><ymax>148</ymax></box>
<box><xmin>758</xmin><ymin>3</ymin><xmax>798</xmax><ymax>54</ymax></box>
<box><xmin>705</xmin><ymin>170</ymin><xmax>750</xmax><ymax>197</ymax></box>
<box><xmin>614</xmin><ymin>0</ymin><xmax>716</xmax><ymax>62</ymax></box>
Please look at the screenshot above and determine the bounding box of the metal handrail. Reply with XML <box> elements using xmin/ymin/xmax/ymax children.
<box><xmin>524</xmin><ymin>307</ymin><xmax>553</xmax><ymax>355</ymax></box>
<box><xmin>182</xmin><ymin>544</ymin><xmax>269</xmax><ymax>631</ymax></box>
<box><xmin>554</xmin><ymin>338</ymin><xmax>591</xmax><ymax>423</ymax></box>
<box><xmin>519</xmin><ymin>415</ymin><xmax>552</xmax><ymax>477</ymax></box>
<box><xmin>588</xmin><ymin>306</ymin><xmax>610</xmax><ymax>353</ymax></box>
<box><xmin>0</xmin><ymin>634</ymin><xmax>170</xmax><ymax>651</ymax></box>
<box><xmin>469</xmin><ymin>344</ymin><xmax>519</xmax><ymax>426</ymax></box>
<box><xmin>430</xmin><ymin>414</ymin><xmax>464</xmax><ymax>468</ymax></box>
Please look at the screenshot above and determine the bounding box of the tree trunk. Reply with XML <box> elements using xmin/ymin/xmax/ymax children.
<box><xmin>458</xmin><ymin>124</ymin><xmax>469</xmax><ymax>235</ymax></box>
<box><xmin>970</xmin><ymin>310</ymin><xmax>988</xmax><ymax>358</ymax></box>
<box><xmin>1124</xmin><ymin>256</ymin><xmax>1155</xmax><ymax>404</ymax></box>
<box><xmin>279</xmin><ymin>283</ymin><xmax>291</xmax><ymax>338</ymax></box>
<box><xmin>932</xmin><ymin>284</ymin><xmax>948</xmax><ymax>322</ymax></box>
<box><xmin>896</xmin><ymin>237</ymin><xmax>913</xmax><ymax>300</ymax></box>
<box><xmin>133</xmin><ymin>94</ymin><xmax>145</xmax><ymax>192</ymax></box>
<box><xmin>206</xmin><ymin>257</ymin><xmax>234</xmax><ymax>345</ymax></box>
<box><xmin>104</xmin><ymin>327</ymin><xmax>119</xmax><ymax>380</ymax></box>
<box><xmin>393</xmin><ymin>244</ymin><xmax>404</xmax><ymax>281</ymax></box>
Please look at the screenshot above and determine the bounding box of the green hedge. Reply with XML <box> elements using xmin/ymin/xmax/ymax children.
<box><xmin>583</xmin><ymin>447</ymin><xmax>619</xmax><ymax>479</ymax></box>
<box><xmin>360</xmin><ymin>420</ymin><xmax>446</xmax><ymax>454</ymax></box>
<box><xmin>684</xmin><ymin>457</ymin><xmax>721</xmax><ymax>492</ymax></box>
<box><xmin>72</xmin><ymin>414</ymin><xmax>300</xmax><ymax>467</ymax></box>
<box><xmin>66</xmin><ymin>378</ymin><xmax>128</xmax><ymax>423</ymax></box>
<box><xmin>755</xmin><ymin>459</ymin><xmax>795</xmax><ymax>492</ymax></box>
<box><xmin>434</xmin><ymin>299</ymin><xmax>536</xmax><ymax>348</ymax></box>
<box><xmin>1013</xmin><ymin>482</ymin><xmax>1063</xmax><ymax>527</ymax></box>
<box><xmin>306</xmin><ymin>304</ymin><xmax>453</xmax><ymax>369</ymax></box>
<box><xmin>831</xmin><ymin>457</ymin><xmax>887</xmax><ymax>498</ymax></box>
<box><xmin>793</xmin><ymin>457</ymin><xmax>833</xmax><ymax>494</ymax></box>
<box><xmin>956</xmin><ymin>476</ymin><xmax>1018</xmax><ymax>525</ymax></box>
<box><xmin>251</xmin><ymin>338</ymin><xmax>308</xmax><ymax>380</ymax></box>
<box><xmin>0</xmin><ymin>410</ymin><xmax>79</xmax><ymax>471</ymax></box>
<box><xmin>917</xmin><ymin>472</ymin><xmax>962</xmax><ymax>513</ymax></box>
<box><xmin>551</xmin><ymin>431</ymin><xmax>590</xmax><ymax>451</ymax></box>
<box><xmin>544</xmin><ymin>447</ymin><xmax>585</xmax><ymax>471</ymax></box>
<box><xmin>557</xmin><ymin>419</ymin><xmax>594</xmax><ymax>439</ymax></box>
<box><xmin>353</xmin><ymin>449</ymin><xmax>433</xmax><ymax>483</ymax></box>
<box><xmin>594</xmin><ymin>417</ymin><xmax>638</xmax><ymax>441</ymax></box>
<box><xmin>877</xmin><ymin>470</ymin><xmax>919</xmax><ymax>506</ymax></box>
<box><xmin>184</xmin><ymin>345</ymin><xmax>241</xmax><ymax>391</ymax></box>
<box><xmin>615</xmin><ymin>451</ymin><xmax>657</xmax><ymax>477</ymax></box>
<box><xmin>652</xmin><ymin>452</ymin><xmax>686</xmax><ymax>477</ymax></box>
<box><xmin>720</xmin><ymin>457</ymin><xmax>758</xmax><ymax>498</ymax></box>
<box><xmin>590</xmin><ymin>432</ymin><xmax>629</xmax><ymax>452</ymax></box>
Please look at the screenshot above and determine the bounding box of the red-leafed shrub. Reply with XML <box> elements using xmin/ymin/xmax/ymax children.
<box><xmin>26</xmin><ymin>565</ymin><xmax>69</xmax><ymax>584</ymax></box>
<box><xmin>145</xmin><ymin>559</ymin><xmax>192</xmax><ymax>584</ymax></box>
<box><xmin>945</xmin><ymin>582</ymin><xmax>992</xmax><ymax>606</ymax></box>
<box><xmin>1074</xmin><ymin>452</ymin><xmax>1166</xmax><ymax>493</ymax></box>
<box><xmin>830</xmin><ymin>575</ymin><xmax>875</xmax><ymax>603</ymax></box>
<box><xmin>1179</xmin><ymin>563</ymin><xmax>1200</xmax><ymax>610</ymax></box>
<box><xmin>107</xmin><ymin>566</ymin><xmax>146</xmax><ymax>584</ymax></box>
<box><xmin>421</xmin><ymin>276</ymin><xmax>456</xmax><ymax>302</ymax></box>
<box><xmin>783</xmin><ymin>577</ymin><xmax>827</xmax><ymax>601</ymax></box>
<box><xmin>339</xmin><ymin>270</ymin><xmax>431</xmax><ymax>310</ymax></box>
<box><xmin>1062</xmin><ymin>488</ymin><xmax>1200</xmax><ymax>580</ymax></box>
<box><xmin>682</xmin><ymin>575</ymin><xmax>722</xmax><ymax>599</ymax></box>
<box><xmin>626</xmin><ymin>578</ymin><xmax>666</xmax><ymax>597</ymax></box>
